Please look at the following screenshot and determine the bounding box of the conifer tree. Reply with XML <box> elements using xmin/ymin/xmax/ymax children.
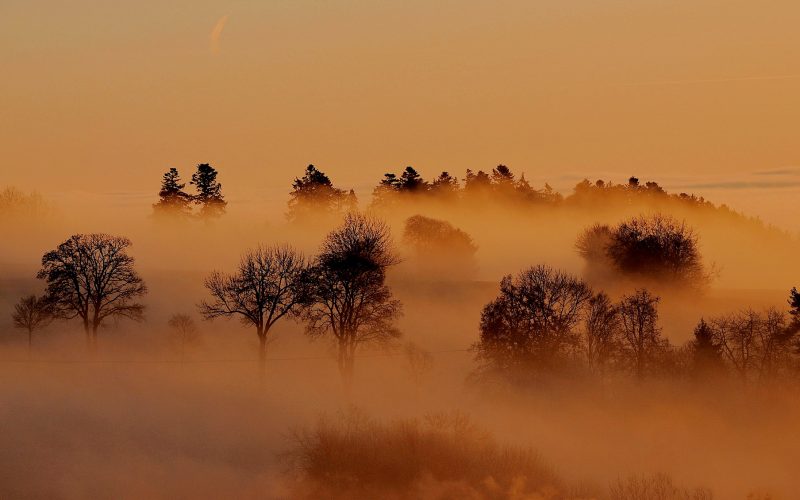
<box><xmin>191</xmin><ymin>163</ymin><xmax>226</xmax><ymax>218</ymax></box>
<box><xmin>153</xmin><ymin>167</ymin><xmax>192</xmax><ymax>217</ymax></box>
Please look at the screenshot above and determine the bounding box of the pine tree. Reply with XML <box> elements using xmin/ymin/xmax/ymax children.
<box><xmin>153</xmin><ymin>167</ymin><xmax>192</xmax><ymax>217</ymax></box>
<box><xmin>190</xmin><ymin>163</ymin><xmax>226</xmax><ymax>218</ymax></box>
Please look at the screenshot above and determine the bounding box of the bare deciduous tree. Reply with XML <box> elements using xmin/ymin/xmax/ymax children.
<box><xmin>167</xmin><ymin>313</ymin><xmax>200</xmax><ymax>363</ymax></box>
<box><xmin>199</xmin><ymin>245</ymin><xmax>308</xmax><ymax>372</ymax></box>
<box><xmin>12</xmin><ymin>295</ymin><xmax>53</xmax><ymax>358</ymax></box>
<box><xmin>403</xmin><ymin>341</ymin><xmax>434</xmax><ymax>387</ymax></box>
<box><xmin>302</xmin><ymin>213</ymin><xmax>402</xmax><ymax>389</ymax></box>
<box><xmin>37</xmin><ymin>234</ymin><xmax>147</xmax><ymax>350</ymax></box>
<box><xmin>582</xmin><ymin>292</ymin><xmax>621</xmax><ymax>376</ymax></box>
<box><xmin>710</xmin><ymin>308</ymin><xmax>794</xmax><ymax>383</ymax></box>
<box><xmin>617</xmin><ymin>289</ymin><xmax>666</xmax><ymax>379</ymax></box>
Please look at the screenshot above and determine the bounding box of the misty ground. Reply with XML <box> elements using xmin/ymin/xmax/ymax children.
<box><xmin>0</xmin><ymin>198</ymin><xmax>798</xmax><ymax>498</ymax></box>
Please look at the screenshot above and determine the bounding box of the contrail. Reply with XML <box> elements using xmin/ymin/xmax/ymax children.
<box><xmin>619</xmin><ymin>74</ymin><xmax>800</xmax><ymax>87</ymax></box>
<box><xmin>210</xmin><ymin>15</ymin><xmax>229</xmax><ymax>55</ymax></box>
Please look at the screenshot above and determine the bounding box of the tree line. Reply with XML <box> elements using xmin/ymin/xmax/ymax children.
<box><xmin>148</xmin><ymin>163</ymin><xmax>769</xmax><ymax>236</ymax></box>
<box><xmin>10</xmin><ymin>209</ymin><xmax>799</xmax><ymax>389</ymax></box>
<box><xmin>474</xmin><ymin>265</ymin><xmax>800</xmax><ymax>386</ymax></box>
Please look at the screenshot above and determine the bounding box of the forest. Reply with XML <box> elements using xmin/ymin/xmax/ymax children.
<box><xmin>1</xmin><ymin>163</ymin><xmax>799</xmax><ymax>499</ymax></box>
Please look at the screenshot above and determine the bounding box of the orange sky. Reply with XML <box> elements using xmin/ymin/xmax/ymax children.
<box><xmin>2</xmin><ymin>0</ymin><xmax>799</xmax><ymax>230</ymax></box>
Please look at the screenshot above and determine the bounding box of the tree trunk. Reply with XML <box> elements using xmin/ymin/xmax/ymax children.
<box><xmin>338</xmin><ymin>339</ymin><xmax>355</xmax><ymax>397</ymax></box>
<box><xmin>27</xmin><ymin>328</ymin><xmax>32</xmax><ymax>360</ymax></box>
<box><xmin>257</xmin><ymin>325</ymin><xmax>267</xmax><ymax>382</ymax></box>
<box><xmin>91</xmin><ymin>322</ymin><xmax>100</xmax><ymax>355</ymax></box>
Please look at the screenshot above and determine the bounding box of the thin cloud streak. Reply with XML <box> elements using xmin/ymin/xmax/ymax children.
<box><xmin>619</xmin><ymin>74</ymin><xmax>800</xmax><ymax>87</ymax></box>
<box><xmin>210</xmin><ymin>15</ymin><xmax>229</xmax><ymax>55</ymax></box>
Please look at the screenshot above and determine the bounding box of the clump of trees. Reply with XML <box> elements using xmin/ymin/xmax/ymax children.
<box><xmin>36</xmin><ymin>234</ymin><xmax>147</xmax><ymax>350</ymax></box>
<box><xmin>0</xmin><ymin>187</ymin><xmax>53</xmax><ymax>220</ymax></box>
<box><xmin>473</xmin><ymin>265</ymin><xmax>672</xmax><ymax>382</ymax></box>
<box><xmin>287</xmin><ymin>165</ymin><xmax>357</xmax><ymax>223</ymax></box>
<box><xmin>475</xmin><ymin>270</ymin><xmax>800</xmax><ymax>386</ymax></box>
<box><xmin>577</xmin><ymin>214</ymin><xmax>710</xmax><ymax>290</ymax></box>
<box><xmin>401</xmin><ymin>214</ymin><xmax>477</xmax><ymax>280</ymax></box>
<box><xmin>704</xmin><ymin>308</ymin><xmax>796</xmax><ymax>384</ymax></box>
<box><xmin>301</xmin><ymin>213</ymin><xmax>402</xmax><ymax>388</ymax></box>
<box><xmin>153</xmin><ymin>163</ymin><xmax>226</xmax><ymax>219</ymax></box>
<box><xmin>370</xmin><ymin>164</ymin><xmax>561</xmax><ymax>208</ymax></box>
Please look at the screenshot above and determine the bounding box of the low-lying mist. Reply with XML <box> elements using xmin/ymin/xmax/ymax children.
<box><xmin>0</xmin><ymin>177</ymin><xmax>798</xmax><ymax>499</ymax></box>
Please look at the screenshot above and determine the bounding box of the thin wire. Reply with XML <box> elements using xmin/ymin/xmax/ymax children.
<box><xmin>0</xmin><ymin>348</ymin><xmax>471</xmax><ymax>365</ymax></box>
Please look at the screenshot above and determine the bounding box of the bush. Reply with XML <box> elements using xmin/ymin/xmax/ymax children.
<box><xmin>577</xmin><ymin>214</ymin><xmax>709</xmax><ymax>290</ymax></box>
<box><xmin>283</xmin><ymin>409</ymin><xmax>563</xmax><ymax>499</ymax></box>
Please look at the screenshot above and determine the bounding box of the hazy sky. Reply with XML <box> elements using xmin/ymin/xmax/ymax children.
<box><xmin>2</xmin><ymin>0</ymin><xmax>799</xmax><ymax>229</ymax></box>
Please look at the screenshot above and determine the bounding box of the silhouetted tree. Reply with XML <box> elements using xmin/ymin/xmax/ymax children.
<box><xmin>617</xmin><ymin>289</ymin><xmax>666</xmax><ymax>379</ymax></box>
<box><xmin>190</xmin><ymin>163</ymin><xmax>226</xmax><ymax>218</ymax></box>
<box><xmin>491</xmin><ymin>164</ymin><xmax>515</xmax><ymax>192</ymax></box>
<box><xmin>403</xmin><ymin>341</ymin><xmax>434</xmax><ymax>388</ymax></box>
<box><xmin>575</xmin><ymin>224</ymin><xmax>615</xmax><ymax>282</ymax></box>
<box><xmin>37</xmin><ymin>234</ymin><xmax>147</xmax><ymax>350</ymax></box>
<box><xmin>199</xmin><ymin>245</ymin><xmax>308</xmax><ymax>373</ymax></box>
<box><xmin>473</xmin><ymin>265</ymin><xmax>592</xmax><ymax>380</ymax></box>
<box><xmin>463</xmin><ymin>169</ymin><xmax>492</xmax><ymax>194</ymax></box>
<box><xmin>12</xmin><ymin>295</ymin><xmax>53</xmax><ymax>358</ymax></box>
<box><xmin>398</xmin><ymin>166</ymin><xmax>427</xmax><ymax>192</ymax></box>
<box><xmin>788</xmin><ymin>287</ymin><xmax>800</xmax><ymax>336</ymax></box>
<box><xmin>578</xmin><ymin>214</ymin><xmax>709</xmax><ymax>289</ymax></box>
<box><xmin>302</xmin><ymin>213</ymin><xmax>402</xmax><ymax>389</ymax></box>
<box><xmin>688</xmin><ymin>318</ymin><xmax>725</xmax><ymax>379</ymax></box>
<box><xmin>582</xmin><ymin>292</ymin><xmax>621</xmax><ymax>375</ymax></box>
<box><xmin>402</xmin><ymin>215</ymin><xmax>477</xmax><ymax>279</ymax></box>
<box><xmin>167</xmin><ymin>313</ymin><xmax>200</xmax><ymax>363</ymax></box>
<box><xmin>430</xmin><ymin>171</ymin><xmax>460</xmax><ymax>199</ymax></box>
<box><xmin>287</xmin><ymin>165</ymin><xmax>351</xmax><ymax>222</ymax></box>
<box><xmin>153</xmin><ymin>167</ymin><xmax>192</xmax><ymax>217</ymax></box>
<box><xmin>706</xmin><ymin>309</ymin><xmax>794</xmax><ymax>383</ymax></box>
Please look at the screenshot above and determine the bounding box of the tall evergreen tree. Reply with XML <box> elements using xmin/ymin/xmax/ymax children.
<box><xmin>190</xmin><ymin>163</ymin><xmax>226</xmax><ymax>218</ymax></box>
<box><xmin>153</xmin><ymin>167</ymin><xmax>192</xmax><ymax>217</ymax></box>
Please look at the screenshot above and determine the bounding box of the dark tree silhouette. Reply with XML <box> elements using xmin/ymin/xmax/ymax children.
<box><xmin>37</xmin><ymin>234</ymin><xmax>147</xmax><ymax>350</ymax></box>
<box><xmin>12</xmin><ymin>295</ymin><xmax>53</xmax><ymax>358</ymax></box>
<box><xmin>582</xmin><ymin>292</ymin><xmax>621</xmax><ymax>375</ymax></box>
<box><xmin>617</xmin><ymin>289</ymin><xmax>666</xmax><ymax>379</ymax></box>
<box><xmin>577</xmin><ymin>214</ymin><xmax>709</xmax><ymax>289</ymax></box>
<box><xmin>398</xmin><ymin>167</ymin><xmax>427</xmax><ymax>192</ymax></box>
<box><xmin>287</xmin><ymin>165</ymin><xmax>352</xmax><ymax>222</ymax></box>
<box><xmin>707</xmin><ymin>309</ymin><xmax>794</xmax><ymax>383</ymax></box>
<box><xmin>302</xmin><ymin>213</ymin><xmax>402</xmax><ymax>389</ymax></box>
<box><xmin>190</xmin><ymin>163</ymin><xmax>226</xmax><ymax>218</ymax></box>
<box><xmin>688</xmin><ymin>318</ymin><xmax>724</xmax><ymax>379</ymax></box>
<box><xmin>473</xmin><ymin>265</ymin><xmax>592</xmax><ymax>380</ymax></box>
<box><xmin>402</xmin><ymin>215</ymin><xmax>477</xmax><ymax>279</ymax></box>
<box><xmin>463</xmin><ymin>169</ymin><xmax>492</xmax><ymax>193</ymax></box>
<box><xmin>199</xmin><ymin>245</ymin><xmax>308</xmax><ymax>373</ymax></box>
<box><xmin>167</xmin><ymin>313</ymin><xmax>200</xmax><ymax>363</ymax></box>
<box><xmin>788</xmin><ymin>287</ymin><xmax>800</xmax><ymax>335</ymax></box>
<box><xmin>491</xmin><ymin>165</ymin><xmax>515</xmax><ymax>192</ymax></box>
<box><xmin>153</xmin><ymin>167</ymin><xmax>192</xmax><ymax>217</ymax></box>
<box><xmin>430</xmin><ymin>171</ymin><xmax>460</xmax><ymax>198</ymax></box>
